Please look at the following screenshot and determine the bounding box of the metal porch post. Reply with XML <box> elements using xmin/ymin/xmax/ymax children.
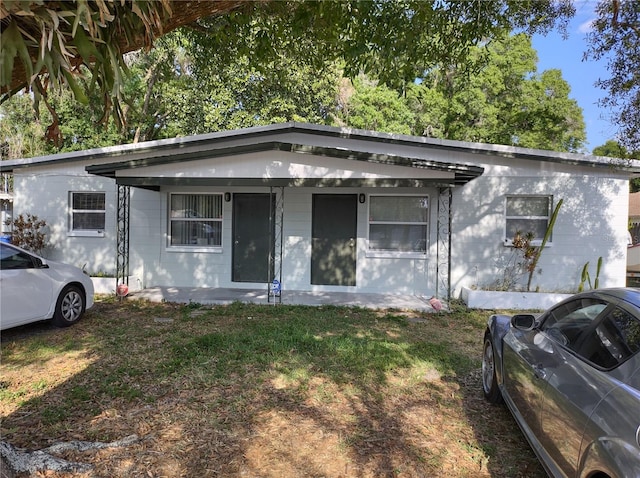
<box><xmin>116</xmin><ymin>185</ymin><xmax>130</xmax><ymax>294</ymax></box>
<box><xmin>436</xmin><ymin>187</ymin><xmax>452</xmax><ymax>302</ymax></box>
<box><xmin>268</xmin><ymin>186</ymin><xmax>284</xmax><ymax>303</ymax></box>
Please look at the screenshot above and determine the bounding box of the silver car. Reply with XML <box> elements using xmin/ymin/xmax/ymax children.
<box><xmin>0</xmin><ymin>242</ymin><xmax>94</xmax><ymax>330</ymax></box>
<box><xmin>482</xmin><ymin>288</ymin><xmax>640</xmax><ymax>478</ymax></box>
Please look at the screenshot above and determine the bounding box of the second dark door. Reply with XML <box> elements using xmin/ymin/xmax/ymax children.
<box><xmin>311</xmin><ymin>194</ymin><xmax>357</xmax><ymax>286</ymax></box>
<box><xmin>232</xmin><ymin>193</ymin><xmax>274</xmax><ymax>282</ymax></box>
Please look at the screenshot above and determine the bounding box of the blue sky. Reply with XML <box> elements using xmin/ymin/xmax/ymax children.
<box><xmin>531</xmin><ymin>0</ymin><xmax>614</xmax><ymax>152</ymax></box>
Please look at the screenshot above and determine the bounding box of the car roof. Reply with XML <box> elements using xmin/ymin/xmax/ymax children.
<box><xmin>592</xmin><ymin>287</ymin><xmax>640</xmax><ymax>307</ymax></box>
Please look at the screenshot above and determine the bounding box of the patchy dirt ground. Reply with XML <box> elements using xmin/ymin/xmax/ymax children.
<box><xmin>0</xmin><ymin>300</ymin><xmax>545</xmax><ymax>478</ymax></box>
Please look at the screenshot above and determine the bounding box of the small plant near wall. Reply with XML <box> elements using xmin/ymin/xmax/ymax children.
<box><xmin>485</xmin><ymin>198</ymin><xmax>564</xmax><ymax>292</ymax></box>
<box><xmin>4</xmin><ymin>213</ymin><xmax>48</xmax><ymax>254</ymax></box>
<box><xmin>520</xmin><ymin>198</ymin><xmax>563</xmax><ymax>292</ymax></box>
<box><xmin>488</xmin><ymin>244</ymin><xmax>530</xmax><ymax>291</ymax></box>
<box><xmin>578</xmin><ymin>257</ymin><xmax>603</xmax><ymax>292</ymax></box>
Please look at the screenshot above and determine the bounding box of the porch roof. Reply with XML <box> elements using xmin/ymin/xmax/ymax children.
<box><xmin>85</xmin><ymin>140</ymin><xmax>484</xmax><ymax>189</ymax></box>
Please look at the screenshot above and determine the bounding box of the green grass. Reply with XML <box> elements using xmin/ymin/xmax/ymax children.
<box><xmin>0</xmin><ymin>298</ymin><xmax>545</xmax><ymax>478</ymax></box>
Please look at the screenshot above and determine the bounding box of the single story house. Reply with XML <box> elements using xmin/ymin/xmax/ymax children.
<box><xmin>1</xmin><ymin>123</ymin><xmax>637</xmax><ymax>302</ymax></box>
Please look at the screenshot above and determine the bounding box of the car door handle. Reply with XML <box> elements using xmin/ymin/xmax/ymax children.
<box><xmin>533</xmin><ymin>364</ymin><xmax>547</xmax><ymax>380</ymax></box>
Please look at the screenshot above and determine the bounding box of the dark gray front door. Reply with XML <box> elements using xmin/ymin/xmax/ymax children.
<box><xmin>232</xmin><ymin>193</ymin><xmax>274</xmax><ymax>282</ymax></box>
<box><xmin>311</xmin><ymin>194</ymin><xmax>357</xmax><ymax>286</ymax></box>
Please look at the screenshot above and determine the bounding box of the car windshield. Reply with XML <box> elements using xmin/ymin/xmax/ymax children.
<box><xmin>0</xmin><ymin>244</ymin><xmax>34</xmax><ymax>269</ymax></box>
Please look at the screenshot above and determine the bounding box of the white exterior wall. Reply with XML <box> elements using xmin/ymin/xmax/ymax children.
<box><xmin>132</xmin><ymin>185</ymin><xmax>435</xmax><ymax>296</ymax></box>
<box><xmin>279</xmin><ymin>187</ymin><xmax>434</xmax><ymax>295</ymax></box>
<box><xmin>12</xmin><ymin>165</ymin><xmax>118</xmax><ymax>275</ymax></box>
<box><xmin>450</xmin><ymin>156</ymin><xmax>630</xmax><ymax>295</ymax></box>
<box><xmin>7</xmin><ymin>125</ymin><xmax>632</xmax><ymax>299</ymax></box>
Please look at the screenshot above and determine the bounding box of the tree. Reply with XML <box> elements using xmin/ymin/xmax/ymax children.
<box><xmin>1</xmin><ymin>1</ymin><xmax>575</xmax><ymax>144</ymax></box>
<box><xmin>333</xmin><ymin>77</ymin><xmax>413</xmax><ymax>135</ymax></box>
<box><xmin>341</xmin><ymin>34</ymin><xmax>586</xmax><ymax>152</ymax></box>
<box><xmin>0</xmin><ymin>92</ymin><xmax>50</xmax><ymax>160</ymax></box>
<box><xmin>592</xmin><ymin>140</ymin><xmax>640</xmax><ymax>191</ymax></box>
<box><xmin>0</xmin><ymin>26</ymin><xmax>342</xmax><ymax>151</ymax></box>
<box><xmin>586</xmin><ymin>0</ymin><xmax>640</xmax><ymax>151</ymax></box>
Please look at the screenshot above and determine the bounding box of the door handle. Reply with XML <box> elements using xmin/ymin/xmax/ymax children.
<box><xmin>533</xmin><ymin>364</ymin><xmax>547</xmax><ymax>380</ymax></box>
<box><xmin>349</xmin><ymin>238</ymin><xmax>355</xmax><ymax>247</ymax></box>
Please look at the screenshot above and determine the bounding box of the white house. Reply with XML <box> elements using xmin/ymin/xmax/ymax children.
<box><xmin>1</xmin><ymin>123</ymin><xmax>637</xmax><ymax>302</ymax></box>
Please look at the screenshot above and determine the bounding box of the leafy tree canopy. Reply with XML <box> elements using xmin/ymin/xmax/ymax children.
<box><xmin>592</xmin><ymin>139</ymin><xmax>640</xmax><ymax>191</ymax></box>
<box><xmin>586</xmin><ymin>0</ymin><xmax>640</xmax><ymax>151</ymax></box>
<box><xmin>0</xmin><ymin>31</ymin><xmax>586</xmax><ymax>157</ymax></box>
<box><xmin>336</xmin><ymin>34</ymin><xmax>586</xmax><ymax>152</ymax></box>
<box><xmin>1</xmin><ymin>0</ymin><xmax>575</xmax><ymax>144</ymax></box>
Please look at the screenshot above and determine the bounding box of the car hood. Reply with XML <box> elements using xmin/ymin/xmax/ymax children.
<box><xmin>44</xmin><ymin>260</ymin><xmax>94</xmax><ymax>290</ymax></box>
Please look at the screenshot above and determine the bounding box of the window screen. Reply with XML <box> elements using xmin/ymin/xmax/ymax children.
<box><xmin>368</xmin><ymin>196</ymin><xmax>428</xmax><ymax>253</ymax></box>
<box><xmin>70</xmin><ymin>192</ymin><xmax>106</xmax><ymax>231</ymax></box>
<box><xmin>505</xmin><ymin>196</ymin><xmax>552</xmax><ymax>242</ymax></box>
<box><xmin>169</xmin><ymin>194</ymin><xmax>223</xmax><ymax>247</ymax></box>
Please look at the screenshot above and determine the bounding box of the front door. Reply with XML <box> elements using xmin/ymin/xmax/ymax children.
<box><xmin>232</xmin><ymin>193</ymin><xmax>274</xmax><ymax>282</ymax></box>
<box><xmin>311</xmin><ymin>194</ymin><xmax>357</xmax><ymax>286</ymax></box>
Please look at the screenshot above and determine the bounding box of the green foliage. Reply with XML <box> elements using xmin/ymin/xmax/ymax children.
<box><xmin>578</xmin><ymin>257</ymin><xmax>603</xmax><ymax>292</ymax></box>
<box><xmin>2</xmin><ymin>0</ymin><xmax>576</xmax><ymax>143</ymax></box>
<box><xmin>526</xmin><ymin>199</ymin><xmax>563</xmax><ymax>291</ymax></box>
<box><xmin>1</xmin><ymin>1</ymin><xmax>172</xmax><ymax>139</ymax></box>
<box><xmin>402</xmin><ymin>34</ymin><xmax>586</xmax><ymax>151</ymax></box>
<box><xmin>592</xmin><ymin>139</ymin><xmax>633</xmax><ymax>158</ymax></box>
<box><xmin>333</xmin><ymin>77</ymin><xmax>413</xmax><ymax>134</ymax></box>
<box><xmin>592</xmin><ymin>140</ymin><xmax>640</xmax><ymax>192</ymax></box>
<box><xmin>1</xmin><ymin>20</ymin><xmax>587</xmax><ymax>156</ymax></box>
<box><xmin>586</xmin><ymin>0</ymin><xmax>640</xmax><ymax>151</ymax></box>
<box><xmin>0</xmin><ymin>93</ymin><xmax>51</xmax><ymax>159</ymax></box>
<box><xmin>4</xmin><ymin>213</ymin><xmax>48</xmax><ymax>254</ymax></box>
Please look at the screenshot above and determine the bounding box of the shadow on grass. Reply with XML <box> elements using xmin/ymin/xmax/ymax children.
<box><xmin>0</xmin><ymin>299</ymin><xmax>544</xmax><ymax>477</ymax></box>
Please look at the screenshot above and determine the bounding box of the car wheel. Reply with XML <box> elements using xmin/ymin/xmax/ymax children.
<box><xmin>53</xmin><ymin>285</ymin><xmax>85</xmax><ymax>327</ymax></box>
<box><xmin>482</xmin><ymin>333</ymin><xmax>503</xmax><ymax>404</ymax></box>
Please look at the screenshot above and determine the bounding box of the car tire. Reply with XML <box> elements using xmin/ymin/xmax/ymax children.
<box><xmin>52</xmin><ymin>285</ymin><xmax>85</xmax><ymax>327</ymax></box>
<box><xmin>482</xmin><ymin>333</ymin><xmax>503</xmax><ymax>404</ymax></box>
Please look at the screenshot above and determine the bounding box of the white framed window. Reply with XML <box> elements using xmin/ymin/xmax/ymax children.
<box><xmin>505</xmin><ymin>195</ymin><xmax>553</xmax><ymax>245</ymax></box>
<box><xmin>368</xmin><ymin>195</ymin><xmax>428</xmax><ymax>255</ymax></box>
<box><xmin>69</xmin><ymin>192</ymin><xmax>106</xmax><ymax>236</ymax></box>
<box><xmin>169</xmin><ymin>193</ymin><xmax>223</xmax><ymax>247</ymax></box>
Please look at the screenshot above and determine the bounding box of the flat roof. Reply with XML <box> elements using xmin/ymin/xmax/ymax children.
<box><xmin>2</xmin><ymin>122</ymin><xmax>639</xmax><ymax>176</ymax></box>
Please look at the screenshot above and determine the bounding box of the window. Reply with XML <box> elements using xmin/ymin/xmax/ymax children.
<box><xmin>169</xmin><ymin>194</ymin><xmax>222</xmax><ymax>247</ymax></box>
<box><xmin>577</xmin><ymin>306</ymin><xmax>640</xmax><ymax>369</ymax></box>
<box><xmin>70</xmin><ymin>192</ymin><xmax>105</xmax><ymax>234</ymax></box>
<box><xmin>541</xmin><ymin>298</ymin><xmax>640</xmax><ymax>369</ymax></box>
<box><xmin>0</xmin><ymin>243</ymin><xmax>37</xmax><ymax>270</ymax></box>
<box><xmin>368</xmin><ymin>195</ymin><xmax>428</xmax><ymax>254</ymax></box>
<box><xmin>505</xmin><ymin>195</ymin><xmax>552</xmax><ymax>244</ymax></box>
<box><xmin>541</xmin><ymin>298</ymin><xmax>608</xmax><ymax>350</ymax></box>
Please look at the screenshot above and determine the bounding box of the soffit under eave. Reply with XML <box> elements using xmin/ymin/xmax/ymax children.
<box><xmin>112</xmin><ymin>176</ymin><xmax>474</xmax><ymax>189</ymax></box>
<box><xmin>86</xmin><ymin>141</ymin><xmax>484</xmax><ymax>181</ymax></box>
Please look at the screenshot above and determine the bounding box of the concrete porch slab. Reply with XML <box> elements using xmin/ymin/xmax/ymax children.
<box><xmin>131</xmin><ymin>286</ymin><xmax>437</xmax><ymax>312</ymax></box>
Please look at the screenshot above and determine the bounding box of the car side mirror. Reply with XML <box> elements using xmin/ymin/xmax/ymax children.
<box><xmin>34</xmin><ymin>257</ymin><xmax>49</xmax><ymax>269</ymax></box>
<box><xmin>511</xmin><ymin>314</ymin><xmax>536</xmax><ymax>331</ymax></box>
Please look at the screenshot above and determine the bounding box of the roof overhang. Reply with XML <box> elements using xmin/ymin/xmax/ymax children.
<box><xmin>4</xmin><ymin>122</ymin><xmax>639</xmax><ymax>180</ymax></box>
<box><xmin>86</xmin><ymin>141</ymin><xmax>484</xmax><ymax>189</ymax></box>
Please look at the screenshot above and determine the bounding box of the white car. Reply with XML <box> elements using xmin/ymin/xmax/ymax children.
<box><xmin>0</xmin><ymin>242</ymin><xmax>94</xmax><ymax>330</ymax></box>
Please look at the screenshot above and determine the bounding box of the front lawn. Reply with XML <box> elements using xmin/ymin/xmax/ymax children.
<box><xmin>0</xmin><ymin>298</ymin><xmax>544</xmax><ymax>477</ymax></box>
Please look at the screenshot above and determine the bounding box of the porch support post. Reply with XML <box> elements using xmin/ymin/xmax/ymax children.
<box><xmin>116</xmin><ymin>184</ymin><xmax>130</xmax><ymax>294</ymax></box>
<box><xmin>436</xmin><ymin>187</ymin><xmax>452</xmax><ymax>302</ymax></box>
<box><xmin>268</xmin><ymin>186</ymin><xmax>284</xmax><ymax>303</ymax></box>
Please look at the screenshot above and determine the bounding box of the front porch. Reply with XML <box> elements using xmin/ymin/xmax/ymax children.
<box><xmin>131</xmin><ymin>287</ymin><xmax>437</xmax><ymax>311</ymax></box>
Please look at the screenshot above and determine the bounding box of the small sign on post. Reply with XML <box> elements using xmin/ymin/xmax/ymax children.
<box><xmin>271</xmin><ymin>279</ymin><xmax>281</xmax><ymax>296</ymax></box>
